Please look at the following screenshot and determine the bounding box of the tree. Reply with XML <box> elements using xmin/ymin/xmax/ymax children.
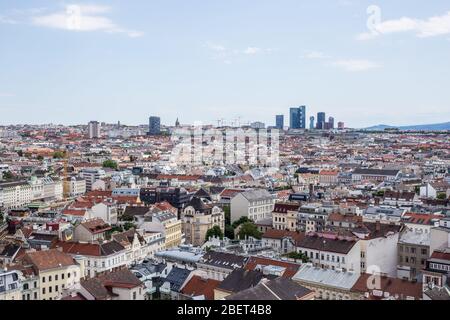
<box><xmin>53</xmin><ymin>151</ymin><xmax>66</xmax><ymax>159</ymax></box>
<box><xmin>225</xmin><ymin>225</ymin><xmax>235</xmax><ymax>240</ymax></box>
<box><xmin>2</xmin><ymin>171</ymin><xmax>14</xmax><ymax>180</ymax></box>
<box><xmin>205</xmin><ymin>226</ymin><xmax>224</xmax><ymax>241</ymax></box>
<box><xmin>237</xmin><ymin>222</ymin><xmax>262</xmax><ymax>240</ymax></box>
<box><xmin>103</xmin><ymin>160</ymin><xmax>118</xmax><ymax>170</ymax></box>
<box><xmin>37</xmin><ymin>155</ymin><xmax>44</xmax><ymax>161</ymax></box>
<box><xmin>223</xmin><ymin>205</ymin><xmax>231</xmax><ymax>226</ymax></box>
<box><xmin>123</xmin><ymin>222</ymin><xmax>136</xmax><ymax>231</ymax></box>
<box><xmin>17</xmin><ymin>150</ymin><xmax>23</xmax><ymax>157</ymax></box>
<box><xmin>232</xmin><ymin>216</ymin><xmax>252</xmax><ymax>229</ymax></box>
<box><xmin>437</xmin><ymin>193</ymin><xmax>447</xmax><ymax>200</ymax></box>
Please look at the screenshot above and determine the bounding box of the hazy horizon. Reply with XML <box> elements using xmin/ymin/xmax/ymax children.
<box><xmin>1</xmin><ymin>0</ymin><xmax>450</xmax><ymax>127</ymax></box>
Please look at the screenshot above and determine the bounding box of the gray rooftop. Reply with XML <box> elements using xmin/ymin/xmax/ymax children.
<box><xmin>292</xmin><ymin>264</ymin><xmax>360</xmax><ymax>290</ymax></box>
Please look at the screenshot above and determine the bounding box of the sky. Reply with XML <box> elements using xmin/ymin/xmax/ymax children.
<box><xmin>0</xmin><ymin>0</ymin><xmax>450</xmax><ymax>128</ymax></box>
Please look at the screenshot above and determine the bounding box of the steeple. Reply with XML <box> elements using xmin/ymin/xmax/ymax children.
<box><xmin>175</xmin><ymin>118</ymin><xmax>180</xmax><ymax>127</ymax></box>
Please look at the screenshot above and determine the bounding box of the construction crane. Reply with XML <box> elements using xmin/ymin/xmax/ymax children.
<box><xmin>62</xmin><ymin>145</ymin><xmax>73</xmax><ymax>200</ymax></box>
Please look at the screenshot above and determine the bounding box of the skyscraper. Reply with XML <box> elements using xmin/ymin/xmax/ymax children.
<box><xmin>148</xmin><ymin>116</ymin><xmax>161</xmax><ymax>135</ymax></box>
<box><xmin>328</xmin><ymin>117</ymin><xmax>335</xmax><ymax>130</ymax></box>
<box><xmin>88</xmin><ymin>121</ymin><xmax>100</xmax><ymax>139</ymax></box>
<box><xmin>289</xmin><ymin>106</ymin><xmax>306</xmax><ymax>129</ymax></box>
<box><xmin>309</xmin><ymin>116</ymin><xmax>315</xmax><ymax>130</ymax></box>
<box><xmin>275</xmin><ymin>115</ymin><xmax>284</xmax><ymax>129</ymax></box>
<box><xmin>316</xmin><ymin>112</ymin><xmax>326</xmax><ymax>130</ymax></box>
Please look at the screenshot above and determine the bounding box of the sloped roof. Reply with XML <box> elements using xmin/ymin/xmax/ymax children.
<box><xmin>24</xmin><ymin>249</ymin><xmax>77</xmax><ymax>272</ymax></box>
<box><xmin>180</xmin><ymin>275</ymin><xmax>221</xmax><ymax>300</ymax></box>
<box><xmin>296</xmin><ymin>234</ymin><xmax>357</xmax><ymax>254</ymax></box>
<box><xmin>293</xmin><ymin>264</ymin><xmax>360</xmax><ymax>290</ymax></box>
<box><xmin>351</xmin><ymin>274</ymin><xmax>422</xmax><ymax>300</ymax></box>
<box><xmin>225</xmin><ymin>277</ymin><xmax>312</xmax><ymax>300</ymax></box>
<box><xmin>217</xmin><ymin>269</ymin><xmax>264</xmax><ymax>293</ymax></box>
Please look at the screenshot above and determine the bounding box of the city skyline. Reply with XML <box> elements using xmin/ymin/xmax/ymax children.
<box><xmin>1</xmin><ymin>1</ymin><xmax>450</xmax><ymax>127</ymax></box>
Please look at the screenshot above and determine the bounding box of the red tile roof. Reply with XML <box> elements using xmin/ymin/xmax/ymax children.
<box><xmin>431</xmin><ymin>250</ymin><xmax>450</xmax><ymax>261</ymax></box>
<box><xmin>24</xmin><ymin>249</ymin><xmax>77</xmax><ymax>271</ymax></box>
<box><xmin>181</xmin><ymin>275</ymin><xmax>221</xmax><ymax>300</ymax></box>
<box><xmin>273</xmin><ymin>203</ymin><xmax>300</xmax><ymax>214</ymax></box>
<box><xmin>403</xmin><ymin>213</ymin><xmax>442</xmax><ymax>225</ymax></box>
<box><xmin>351</xmin><ymin>274</ymin><xmax>422</xmax><ymax>300</ymax></box>
<box><xmin>62</xmin><ymin>209</ymin><xmax>87</xmax><ymax>217</ymax></box>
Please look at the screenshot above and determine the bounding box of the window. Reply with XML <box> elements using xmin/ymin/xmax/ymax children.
<box><xmin>49</xmin><ymin>287</ymin><xmax>52</xmax><ymax>293</ymax></box>
<box><xmin>42</xmin><ymin>276</ymin><xmax>46</xmax><ymax>283</ymax></box>
<box><xmin>55</xmin><ymin>285</ymin><xmax>59</xmax><ymax>292</ymax></box>
<box><xmin>34</xmin><ymin>292</ymin><xmax>37</xmax><ymax>299</ymax></box>
<box><xmin>133</xmin><ymin>291</ymin><xmax>137</xmax><ymax>300</ymax></box>
<box><xmin>62</xmin><ymin>273</ymin><xmax>65</xmax><ymax>280</ymax></box>
<box><xmin>421</xmin><ymin>249</ymin><xmax>427</xmax><ymax>255</ymax></box>
<box><xmin>42</xmin><ymin>288</ymin><xmax>46</xmax><ymax>294</ymax></box>
<box><xmin>49</xmin><ymin>275</ymin><xmax>52</xmax><ymax>282</ymax></box>
<box><xmin>55</xmin><ymin>275</ymin><xmax>58</xmax><ymax>281</ymax></box>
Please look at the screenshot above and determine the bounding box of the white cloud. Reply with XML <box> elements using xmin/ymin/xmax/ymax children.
<box><xmin>1</xmin><ymin>4</ymin><xmax>143</xmax><ymax>38</ymax></box>
<box><xmin>0</xmin><ymin>92</ymin><xmax>15</xmax><ymax>97</ymax></box>
<box><xmin>244</xmin><ymin>47</ymin><xmax>261</xmax><ymax>55</ymax></box>
<box><xmin>302</xmin><ymin>51</ymin><xmax>330</xmax><ymax>59</ymax></box>
<box><xmin>333</xmin><ymin>59</ymin><xmax>381</xmax><ymax>72</ymax></box>
<box><xmin>205</xmin><ymin>43</ymin><xmax>274</xmax><ymax>63</ymax></box>
<box><xmin>357</xmin><ymin>11</ymin><xmax>450</xmax><ymax>40</ymax></box>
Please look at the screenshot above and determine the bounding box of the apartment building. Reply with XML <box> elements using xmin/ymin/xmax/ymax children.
<box><xmin>230</xmin><ymin>189</ymin><xmax>275</xmax><ymax>223</ymax></box>
<box><xmin>79</xmin><ymin>168</ymin><xmax>106</xmax><ymax>191</ymax></box>
<box><xmin>181</xmin><ymin>196</ymin><xmax>225</xmax><ymax>246</ymax></box>
<box><xmin>272</xmin><ymin>203</ymin><xmax>300</xmax><ymax>231</ymax></box>
<box><xmin>63</xmin><ymin>177</ymin><xmax>86</xmax><ymax>198</ymax></box>
<box><xmin>140</xmin><ymin>211</ymin><xmax>183</xmax><ymax>249</ymax></box>
<box><xmin>0</xmin><ymin>270</ymin><xmax>21</xmax><ymax>300</ymax></box>
<box><xmin>397</xmin><ymin>228</ymin><xmax>430</xmax><ymax>281</ymax></box>
<box><xmin>296</xmin><ymin>234</ymin><xmax>361</xmax><ymax>273</ymax></box>
<box><xmin>54</xmin><ymin>241</ymin><xmax>128</xmax><ymax>278</ymax></box>
<box><xmin>23</xmin><ymin>249</ymin><xmax>82</xmax><ymax>300</ymax></box>
<box><xmin>73</xmin><ymin>218</ymin><xmax>112</xmax><ymax>243</ymax></box>
<box><xmin>0</xmin><ymin>177</ymin><xmax>63</xmax><ymax>209</ymax></box>
<box><xmin>352</xmin><ymin>168</ymin><xmax>401</xmax><ymax>183</ymax></box>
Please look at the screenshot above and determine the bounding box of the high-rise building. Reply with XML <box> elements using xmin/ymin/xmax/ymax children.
<box><xmin>148</xmin><ymin>116</ymin><xmax>161</xmax><ymax>135</ymax></box>
<box><xmin>309</xmin><ymin>116</ymin><xmax>315</xmax><ymax>130</ymax></box>
<box><xmin>338</xmin><ymin>122</ymin><xmax>345</xmax><ymax>130</ymax></box>
<box><xmin>289</xmin><ymin>106</ymin><xmax>306</xmax><ymax>129</ymax></box>
<box><xmin>88</xmin><ymin>121</ymin><xmax>101</xmax><ymax>139</ymax></box>
<box><xmin>275</xmin><ymin>115</ymin><xmax>284</xmax><ymax>129</ymax></box>
<box><xmin>316</xmin><ymin>112</ymin><xmax>326</xmax><ymax>130</ymax></box>
<box><xmin>328</xmin><ymin>117</ymin><xmax>335</xmax><ymax>129</ymax></box>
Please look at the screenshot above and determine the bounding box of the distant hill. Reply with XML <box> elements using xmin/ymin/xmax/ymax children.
<box><xmin>363</xmin><ymin>122</ymin><xmax>450</xmax><ymax>131</ymax></box>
